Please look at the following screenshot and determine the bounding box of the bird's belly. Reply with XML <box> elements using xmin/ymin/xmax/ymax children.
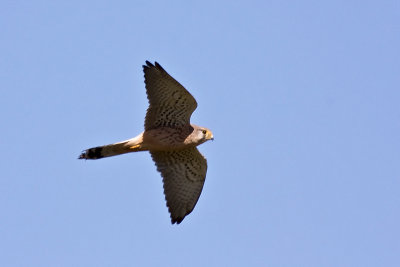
<box><xmin>142</xmin><ymin>128</ymin><xmax>189</xmax><ymax>151</ymax></box>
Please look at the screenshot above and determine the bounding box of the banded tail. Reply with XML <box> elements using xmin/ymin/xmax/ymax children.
<box><xmin>79</xmin><ymin>134</ymin><xmax>145</xmax><ymax>160</ymax></box>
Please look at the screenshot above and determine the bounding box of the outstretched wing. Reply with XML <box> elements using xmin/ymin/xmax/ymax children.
<box><xmin>143</xmin><ymin>61</ymin><xmax>197</xmax><ymax>130</ymax></box>
<box><xmin>150</xmin><ymin>147</ymin><xmax>207</xmax><ymax>224</ymax></box>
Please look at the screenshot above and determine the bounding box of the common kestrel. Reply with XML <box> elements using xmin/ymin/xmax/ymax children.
<box><xmin>79</xmin><ymin>61</ymin><xmax>213</xmax><ymax>224</ymax></box>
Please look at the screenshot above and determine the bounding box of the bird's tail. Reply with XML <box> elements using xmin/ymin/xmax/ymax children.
<box><xmin>79</xmin><ymin>133</ymin><xmax>145</xmax><ymax>160</ymax></box>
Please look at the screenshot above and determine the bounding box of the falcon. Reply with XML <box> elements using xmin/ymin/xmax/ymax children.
<box><xmin>79</xmin><ymin>61</ymin><xmax>214</xmax><ymax>224</ymax></box>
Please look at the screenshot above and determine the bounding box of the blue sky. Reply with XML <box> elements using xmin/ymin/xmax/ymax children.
<box><xmin>1</xmin><ymin>1</ymin><xmax>399</xmax><ymax>266</ymax></box>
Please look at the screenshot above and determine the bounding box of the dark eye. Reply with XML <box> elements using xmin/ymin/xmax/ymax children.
<box><xmin>202</xmin><ymin>130</ymin><xmax>207</xmax><ymax>134</ymax></box>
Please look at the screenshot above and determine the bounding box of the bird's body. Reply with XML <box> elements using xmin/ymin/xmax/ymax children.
<box><xmin>79</xmin><ymin>61</ymin><xmax>213</xmax><ymax>224</ymax></box>
<box><xmin>80</xmin><ymin>124</ymin><xmax>212</xmax><ymax>157</ymax></box>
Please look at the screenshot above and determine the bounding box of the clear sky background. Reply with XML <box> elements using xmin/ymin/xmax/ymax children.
<box><xmin>1</xmin><ymin>1</ymin><xmax>399</xmax><ymax>266</ymax></box>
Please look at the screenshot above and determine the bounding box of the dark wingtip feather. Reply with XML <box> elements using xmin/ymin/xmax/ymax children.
<box><xmin>143</xmin><ymin>60</ymin><xmax>151</xmax><ymax>70</ymax></box>
<box><xmin>146</xmin><ymin>60</ymin><xmax>154</xmax><ymax>67</ymax></box>
<box><xmin>154</xmin><ymin>61</ymin><xmax>164</xmax><ymax>71</ymax></box>
<box><xmin>143</xmin><ymin>61</ymin><xmax>166</xmax><ymax>75</ymax></box>
<box><xmin>171</xmin><ymin>217</ymin><xmax>184</xmax><ymax>224</ymax></box>
<box><xmin>143</xmin><ymin>61</ymin><xmax>157</xmax><ymax>72</ymax></box>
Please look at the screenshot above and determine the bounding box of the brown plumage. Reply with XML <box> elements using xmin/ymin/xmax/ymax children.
<box><xmin>79</xmin><ymin>61</ymin><xmax>213</xmax><ymax>224</ymax></box>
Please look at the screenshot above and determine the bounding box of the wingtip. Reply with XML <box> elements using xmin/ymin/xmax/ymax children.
<box><xmin>143</xmin><ymin>61</ymin><xmax>164</xmax><ymax>72</ymax></box>
<box><xmin>143</xmin><ymin>60</ymin><xmax>152</xmax><ymax>70</ymax></box>
<box><xmin>171</xmin><ymin>217</ymin><xmax>184</xmax><ymax>224</ymax></box>
<box><xmin>154</xmin><ymin>61</ymin><xmax>164</xmax><ymax>70</ymax></box>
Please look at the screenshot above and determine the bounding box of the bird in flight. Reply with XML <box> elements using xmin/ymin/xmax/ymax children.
<box><xmin>79</xmin><ymin>61</ymin><xmax>214</xmax><ymax>224</ymax></box>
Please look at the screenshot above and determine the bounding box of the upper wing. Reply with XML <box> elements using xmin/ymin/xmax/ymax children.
<box><xmin>150</xmin><ymin>147</ymin><xmax>207</xmax><ymax>224</ymax></box>
<box><xmin>143</xmin><ymin>61</ymin><xmax>197</xmax><ymax>130</ymax></box>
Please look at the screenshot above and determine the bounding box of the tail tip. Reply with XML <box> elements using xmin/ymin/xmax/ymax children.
<box><xmin>78</xmin><ymin>147</ymin><xmax>103</xmax><ymax>160</ymax></box>
<box><xmin>78</xmin><ymin>151</ymin><xmax>87</xmax><ymax>159</ymax></box>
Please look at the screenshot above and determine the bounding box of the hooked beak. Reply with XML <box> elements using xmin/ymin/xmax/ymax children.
<box><xmin>206</xmin><ymin>131</ymin><xmax>214</xmax><ymax>141</ymax></box>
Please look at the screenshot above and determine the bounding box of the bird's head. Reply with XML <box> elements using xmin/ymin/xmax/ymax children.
<box><xmin>191</xmin><ymin>125</ymin><xmax>214</xmax><ymax>145</ymax></box>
